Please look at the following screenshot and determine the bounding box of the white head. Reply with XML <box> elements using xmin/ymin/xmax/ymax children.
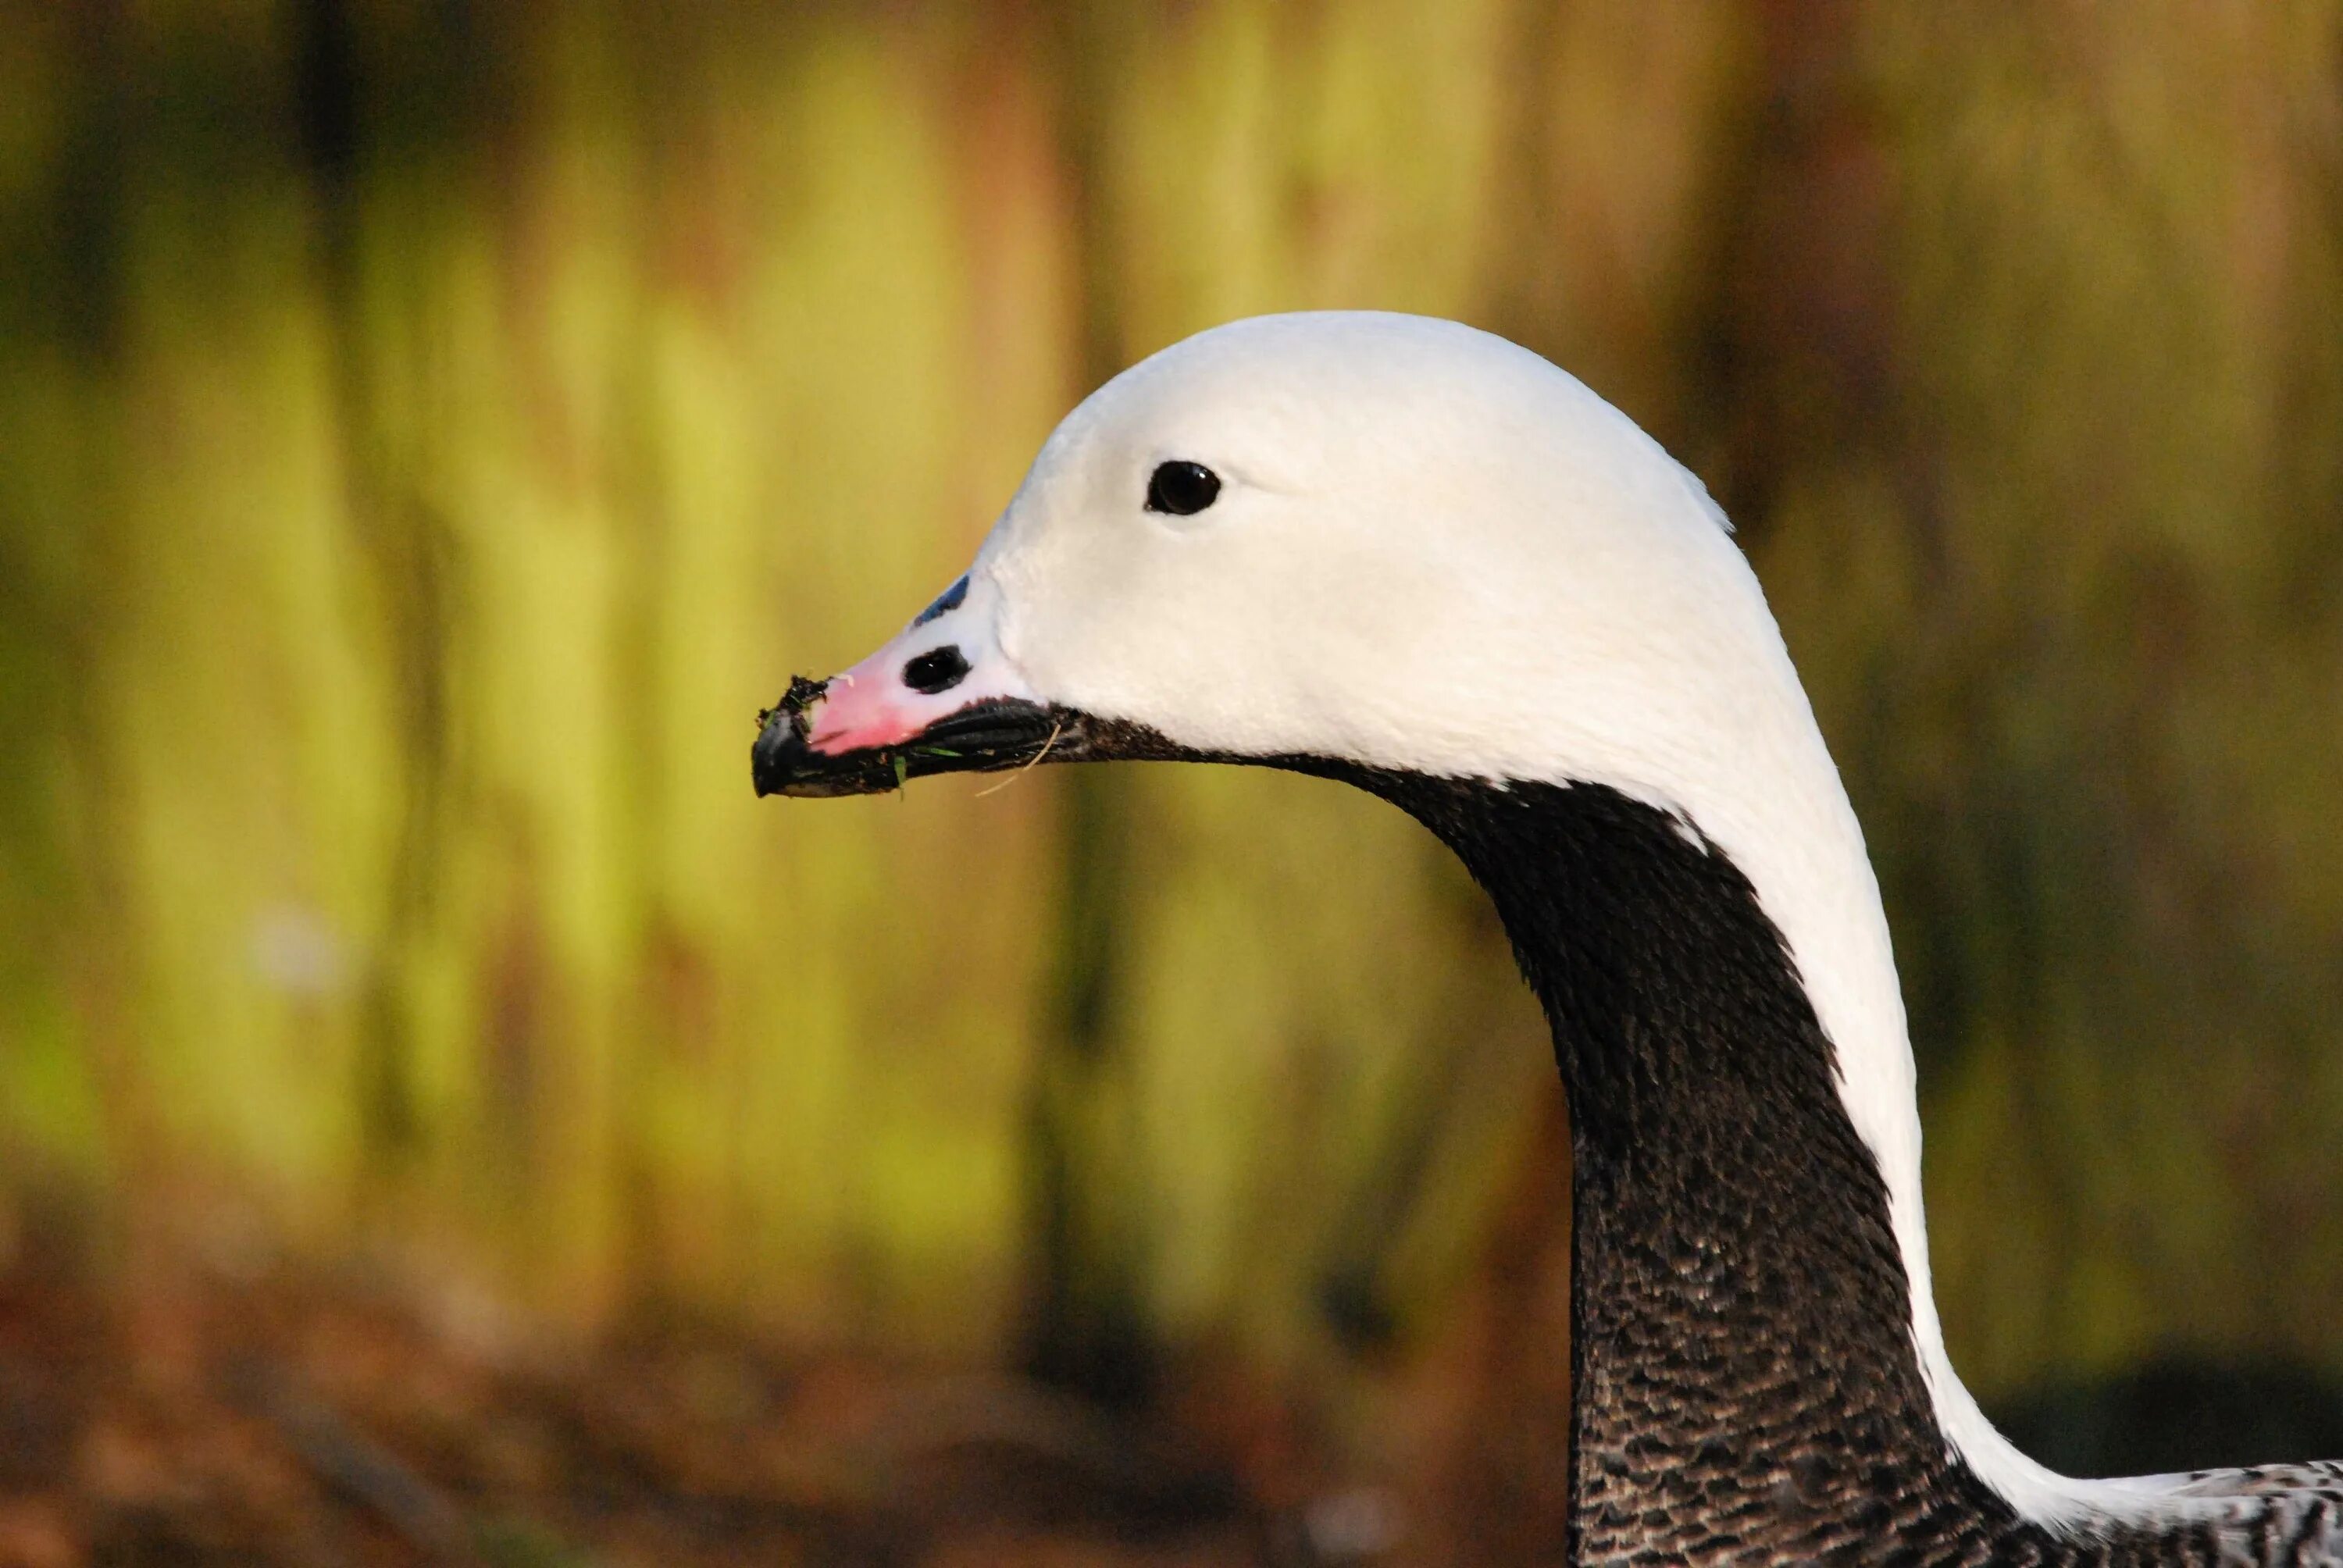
<box><xmin>782</xmin><ymin>314</ymin><xmax>1833</xmax><ymax>814</ymax></box>
<box><xmin>754</xmin><ymin>310</ymin><xmax>2159</xmax><ymax>1527</ymax></box>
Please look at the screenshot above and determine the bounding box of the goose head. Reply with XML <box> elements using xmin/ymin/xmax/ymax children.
<box><xmin>755</xmin><ymin>311</ymin><xmax>1817</xmax><ymax>807</ymax></box>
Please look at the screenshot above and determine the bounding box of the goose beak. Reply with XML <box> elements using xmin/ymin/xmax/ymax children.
<box><xmin>751</xmin><ymin>572</ymin><xmax>1078</xmax><ymax>798</ymax></box>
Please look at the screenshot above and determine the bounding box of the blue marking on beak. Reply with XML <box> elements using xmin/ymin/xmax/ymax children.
<box><xmin>911</xmin><ymin>575</ymin><xmax>969</xmax><ymax>629</ymax></box>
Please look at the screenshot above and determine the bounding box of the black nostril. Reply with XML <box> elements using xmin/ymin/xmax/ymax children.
<box><xmin>903</xmin><ymin>644</ymin><xmax>971</xmax><ymax>695</ymax></box>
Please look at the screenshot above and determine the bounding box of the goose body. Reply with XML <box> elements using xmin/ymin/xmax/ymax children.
<box><xmin>753</xmin><ymin>312</ymin><xmax>2343</xmax><ymax>1565</ymax></box>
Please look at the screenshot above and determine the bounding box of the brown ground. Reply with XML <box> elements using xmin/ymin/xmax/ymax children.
<box><xmin>0</xmin><ymin>1097</ymin><xmax>1579</xmax><ymax>1567</ymax></box>
<box><xmin>0</xmin><ymin>1249</ymin><xmax>1306</xmax><ymax>1568</ymax></box>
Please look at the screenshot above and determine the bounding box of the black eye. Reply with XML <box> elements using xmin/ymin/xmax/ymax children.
<box><xmin>902</xmin><ymin>643</ymin><xmax>970</xmax><ymax>695</ymax></box>
<box><xmin>1146</xmin><ymin>460</ymin><xmax>1221</xmax><ymax>516</ymax></box>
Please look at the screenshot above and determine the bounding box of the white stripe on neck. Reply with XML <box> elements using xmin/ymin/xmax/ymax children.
<box><xmin>1667</xmin><ymin>665</ymin><xmax>2205</xmax><ymax>1532</ymax></box>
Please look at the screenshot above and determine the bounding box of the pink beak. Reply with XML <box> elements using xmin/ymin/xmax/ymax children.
<box><xmin>752</xmin><ymin>568</ymin><xmax>1058</xmax><ymax>797</ymax></box>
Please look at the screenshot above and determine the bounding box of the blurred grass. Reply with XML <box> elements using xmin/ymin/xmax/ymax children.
<box><xmin>1</xmin><ymin>0</ymin><xmax>2340</xmax><ymax>1427</ymax></box>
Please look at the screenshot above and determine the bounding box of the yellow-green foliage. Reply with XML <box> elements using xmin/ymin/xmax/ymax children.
<box><xmin>2</xmin><ymin>1</ymin><xmax>2340</xmax><ymax>1402</ymax></box>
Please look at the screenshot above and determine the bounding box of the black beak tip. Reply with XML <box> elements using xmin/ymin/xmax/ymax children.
<box><xmin>750</xmin><ymin>725</ymin><xmax>782</xmax><ymax>798</ymax></box>
<box><xmin>751</xmin><ymin>706</ymin><xmax>897</xmax><ymax>799</ymax></box>
<box><xmin>749</xmin><ymin>710</ymin><xmax>795</xmax><ymax>797</ymax></box>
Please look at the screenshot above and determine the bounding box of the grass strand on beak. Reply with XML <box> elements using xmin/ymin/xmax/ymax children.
<box><xmin>974</xmin><ymin>718</ymin><xmax>1063</xmax><ymax>798</ymax></box>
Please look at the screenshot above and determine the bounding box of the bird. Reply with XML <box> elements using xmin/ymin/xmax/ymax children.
<box><xmin>751</xmin><ymin>311</ymin><xmax>2343</xmax><ymax>1565</ymax></box>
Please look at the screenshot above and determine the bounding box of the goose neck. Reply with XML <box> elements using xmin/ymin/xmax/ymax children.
<box><xmin>1368</xmin><ymin>773</ymin><xmax>2016</xmax><ymax>1562</ymax></box>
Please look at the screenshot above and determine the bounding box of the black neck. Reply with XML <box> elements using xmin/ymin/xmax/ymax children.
<box><xmin>1332</xmin><ymin>772</ymin><xmax>2027</xmax><ymax>1563</ymax></box>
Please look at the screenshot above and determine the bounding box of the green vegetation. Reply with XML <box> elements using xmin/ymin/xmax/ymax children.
<box><xmin>2</xmin><ymin>1</ymin><xmax>2339</xmax><ymax>1419</ymax></box>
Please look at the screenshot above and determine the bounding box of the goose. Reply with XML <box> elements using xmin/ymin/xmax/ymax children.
<box><xmin>751</xmin><ymin>311</ymin><xmax>2343</xmax><ymax>1565</ymax></box>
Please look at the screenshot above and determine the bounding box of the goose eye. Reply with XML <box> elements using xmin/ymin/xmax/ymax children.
<box><xmin>1146</xmin><ymin>460</ymin><xmax>1221</xmax><ymax>516</ymax></box>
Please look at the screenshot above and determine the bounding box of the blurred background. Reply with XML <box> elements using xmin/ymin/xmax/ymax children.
<box><xmin>5</xmin><ymin>2</ymin><xmax>2343</xmax><ymax>1563</ymax></box>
